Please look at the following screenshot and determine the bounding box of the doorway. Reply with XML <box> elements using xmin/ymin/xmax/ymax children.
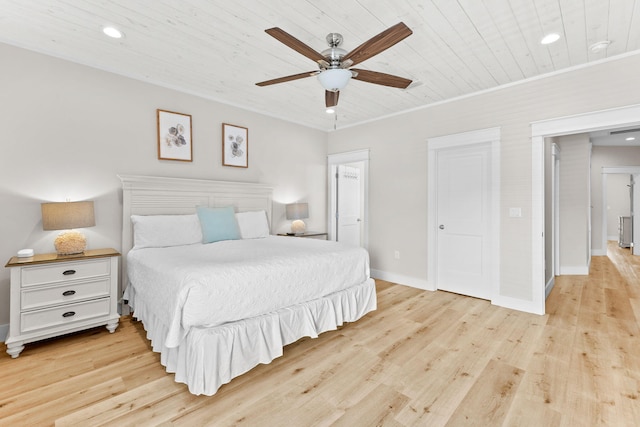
<box><xmin>327</xmin><ymin>150</ymin><xmax>369</xmax><ymax>248</ymax></box>
<box><xmin>427</xmin><ymin>127</ymin><xmax>501</xmax><ymax>301</ymax></box>
<box><xmin>334</xmin><ymin>163</ymin><xmax>363</xmax><ymax>246</ymax></box>
<box><xmin>531</xmin><ymin>103</ymin><xmax>640</xmax><ymax>315</ymax></box>
<box><xmin>601</xmin><ymin>167</ymin><xmax>640</xmax><ymax>255</ymax></box>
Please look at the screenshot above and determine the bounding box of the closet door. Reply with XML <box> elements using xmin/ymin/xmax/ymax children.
<box><xmin>435</xmin><ymin>143</ymin><xmax>492</xmax><ymax>299</ymax></box>
<box><xmin>336</xmin><ymin>164</ymin><xmax>362</xmax><ymax>246</ymax></box>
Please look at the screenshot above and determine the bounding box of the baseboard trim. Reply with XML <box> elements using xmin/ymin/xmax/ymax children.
<box><xmin>372</xmin><ymin>270</ymin><xmax>546</xmax><ymax>314</ymax></box>
<box><xmin>492</xmin><ymin>295</ymin><xmax>545</xmax><ymax>315</ymax></box>
<box><xmin>545</xmin><ymin>276</ymin><xmax>555</xmax><ymax>299</ymax></box>
<box><xmin>370</xmin><ymin>269</ymin><xmax>432</xmax><ymax>291</ymax></box>
<box><xmin>0</xmin><ymin>323</ymin><xmax>8</xmax><ymax>342</ymax></box>
<box><xmin>591</xmin><ymin>249</ymin><xmax>607</xmax><ymax>256</ymax></box>
<box><xmin>559</xmin><ymin>265</ymin><xmax>589</xmax><ymax>275</ymax></box>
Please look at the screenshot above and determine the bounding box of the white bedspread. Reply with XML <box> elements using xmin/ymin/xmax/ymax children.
<box><xmin>126</xmin><ymin>236</ymin><xmax>370</xmax><ymax>348</ymax></box>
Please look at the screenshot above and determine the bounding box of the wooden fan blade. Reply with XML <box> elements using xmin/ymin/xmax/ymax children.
<box><xmin>342</xmin><ymin>22</ymin><xmax>412</xmax><ymax>67</ymax></box>
<box><xmin>256</xmin><ymin>71</ymin><xmax>319</xmax><ymax>86</ymax></box>
<box><xmin>351</xmin><ymin>69</ymin><xmax>412</xmax><ymax>89</ymax></box>
<box><xmin>325</xmin><ymin>90</ymin><xmax>339</xmax><ymax>108</ymax></box>
<box><xmin>265</xmin><ymin>27</ymin><xmax>326</xmax><ymax>64</ymax></box>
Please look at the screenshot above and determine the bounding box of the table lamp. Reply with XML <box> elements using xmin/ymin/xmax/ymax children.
<box><xmin>285</xmin><ymin>202</ymin><xmax>309</xmax><ymax>234</ymax></box>
<box><xmin>41</xmin><ymin>201</ymin><xmax>95</xmax><ymax>255</ymax></box>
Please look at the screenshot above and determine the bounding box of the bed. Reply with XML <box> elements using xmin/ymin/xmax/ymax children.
<box><xmin>119</xmin><ymin>175</ymin><xmax>376</xmax><ymax>396</ymax></box>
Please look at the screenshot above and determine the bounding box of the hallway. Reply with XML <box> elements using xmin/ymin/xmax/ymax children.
<box><xmin>542</xmin><ymin>241</ymin><xmax>640</xmax><ymax>424</ymax></box>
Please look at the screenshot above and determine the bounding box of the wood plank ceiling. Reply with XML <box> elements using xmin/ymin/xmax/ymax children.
<box><xmin>0</xmin><ymin>0</ymin><xmax>638</xmax><ymax>131</ymax></box>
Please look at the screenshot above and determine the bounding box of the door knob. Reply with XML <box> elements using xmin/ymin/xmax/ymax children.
<box><xmin>439</xmin><ymin>224</ymin><xmax>445</xmax><ymax>230</ymax></box>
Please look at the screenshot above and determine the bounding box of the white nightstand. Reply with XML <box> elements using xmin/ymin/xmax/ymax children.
<box><xmin>4</xmin><ymin>248</ymin><xmax>120</xmax><ymax>358</ymax></box>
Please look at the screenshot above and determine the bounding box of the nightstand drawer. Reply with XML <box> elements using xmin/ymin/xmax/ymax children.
<box><xmin>21</xmin><ymin>278</ymin><xmax>111</xmax><ymax>311</ymax></box>
<box><xmin>20</xmin><ymin>297</ymin><xmax>110</xmax><ymax>333</ymax></box>
<box><xmin>21</xmin><ymin>259</ymin><xmax>110</xmax><ymax>287</ymax></box>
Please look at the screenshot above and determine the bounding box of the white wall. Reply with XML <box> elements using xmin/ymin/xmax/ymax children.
<box><xmin>327</xmin><ymin>52</ymin><xmax>640</xmax><ymax>310</ymax></box>
<box><xmin>556</xmin><ymin>134</ymin><xmax>590</xmax><ymax>274</ymax></box>
<box><xmin>0</xmin><ymin>43</ymin><xmax>328</xmax><ymax>329</ymax></box>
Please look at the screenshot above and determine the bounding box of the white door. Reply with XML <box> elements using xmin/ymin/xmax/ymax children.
<box><xmin>336</xmin><ymin>164</ymin><xmax>362</xmax><ymax>246</ymax></box>
<box><xmin>436</xmin><ymin>143</ymin><xmax>492</xmax><ymax>299</ymax></box>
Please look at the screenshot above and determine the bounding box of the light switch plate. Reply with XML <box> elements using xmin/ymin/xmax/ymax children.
<box><xmin>509</xmin><ymin>208</ymin><xmax>522</xmax><ymax>218</ymax></box>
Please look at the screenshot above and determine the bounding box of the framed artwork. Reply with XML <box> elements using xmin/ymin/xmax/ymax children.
<box><xmin>222</xmin><ymin>123</ymin><xmax>248</xmax><ymax>168</ymax></box>
<box><xmin>157</xmin><ymin>109</ymin><xmax>193</xmax><ymax>161</ymax></box>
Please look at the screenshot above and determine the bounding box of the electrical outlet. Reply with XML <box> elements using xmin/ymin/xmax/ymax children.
<box><xmin>394</xmin><ymin>250</ymin><xmax>400</xmax><ymax>260</ymax></box>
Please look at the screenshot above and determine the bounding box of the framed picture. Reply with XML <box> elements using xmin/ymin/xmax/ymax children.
<box><xmin>222</xmin><ymin>123</ymin><xmax>248</xmax><ymax>168</ymax></box>
<box><xmin>157</xmin><ymin>109</ymin><xmax>193</xmax><ymax>161</ymax></box>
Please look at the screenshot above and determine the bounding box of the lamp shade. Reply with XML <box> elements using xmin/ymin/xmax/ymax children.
<box><xmin>317</xmin><ymin>69</ymin><xmax>352</xmax><ymax>92</ymax></box>
<box><xmin>41</xmin><ymin>201</ymin><xmax>95</xmax><ymax>230</ymax></box>
<box><xmin>285</xmin><ymin>203</ymin><xmax>309</xmax><ymax>220</ymax></box>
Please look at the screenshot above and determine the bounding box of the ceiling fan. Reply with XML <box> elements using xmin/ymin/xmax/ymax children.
<box><xmin>256</xmin><ymin>22</ymin><xmax>413</xmax><ymax>111</ymax></box>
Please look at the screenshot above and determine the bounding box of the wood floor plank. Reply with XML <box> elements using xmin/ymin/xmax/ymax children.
<box><xmin>444</xmin><ymin>359</ymin><xmax>524</xmax><ymax>426</ymax></box>
<box><xmin>3</xmin><ymin>378</ymin><xmax>126</xmax><ymax>425</ymax></box>
<box><xmin>490</xmin><ymin>309</ymin><xmax>546</xmax><ymax>370</ymax></box>
<box><xmin>330</xmin><ymin>384</ymin><xmax>409</xmax><ymax>427</ymax></box>
<box><xmin>627</xmin><ymin>298</ymin><xmax>640</xmax><ymax>324</ymax></box>
<box><xmin>612</xmin><ymin>373</ymin><xmax>640</xmax><ymax>423</ymax></box>
<box><xmin>514</xmin><ymin>353</ymin><xmax>570</xmax><ymax>412</ymax></box>
<box><xmin>55</xmin><ymin>376</ymin><xmax>185</xmax><ymax>426</ymax></box>
<box><xmin>0</xmin><ymin>351</ymin><xmax>158</xmax><ymax>419</ymax></box>
<box><xmin>393</xmin><ymin>329</ymin><xmax>500</xmax><ymax>425</ymax></box>
<box><xmin>605</xmin><ymin>287</ymin><xmax>636</xmax><ymax>321</ymax></box>
<box><xmin>502</xmin><ymin>396</ymin><xmax>562</xmax><ymax>427</ymax></box>
<box><xmin>1</xmin><ymin>242</ymin><xmax>639</xmax><ymax>426</ymax></box>
<box><xmin>546</xmin><ymin>281</ymin><xmax>582</xmax><ymax>330</ymax></box>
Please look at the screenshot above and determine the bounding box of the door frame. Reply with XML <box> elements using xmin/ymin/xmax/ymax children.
<box><xmin>600</xmin><ymin>167</ymin><xmax>640</xmax><ymax>255</ymax></box>
<box><xmin>531</xmin><ymin>103</ymin><xmax>640</xmax><ymax>315</ymax></box>
<box><xmin>427</xmin><ymin>127</ymin><xmax>501</xmax><ymax>299</ymax></box>
<box><xmin>327</xmin><ymin>149</ymin><xmax>369</xmax><ymax>248</ymax></box>
<box><xmin>552</xmin><ymin>142</ymin><xmax>561</xmax><ymax>283</ymax></box>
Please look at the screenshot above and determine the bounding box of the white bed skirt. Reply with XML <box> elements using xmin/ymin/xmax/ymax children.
<box><xmin>128</xmin><ymin>278</ymin><xmax>376</xmax><ymax>396</ymax></box>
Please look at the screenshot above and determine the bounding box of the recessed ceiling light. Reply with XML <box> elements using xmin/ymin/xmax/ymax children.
<box><xmin>103</xmin><ymin>26</ymin><xmax>123</xmax><ymax>39</ymax></box>
<box><xmin>626</xmin><ymin>137</ymin><xmax>636</xmax><ymax>141</ymax></box>
<box><xmin>540</xmin><ymin>33</ymin><xmax>560</xmax><ymax>45</ymax></box>
<box><xmin>589</xmin><ymin>40</ymin><xmax>611</xmax><ymax>52</ymax></box>
<box><xmin>326</xmin><ymin>106</ymin><xmax>336</xmax><ymax>114</ymax></box>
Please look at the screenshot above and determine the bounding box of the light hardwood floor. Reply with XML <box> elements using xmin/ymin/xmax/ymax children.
<box><xmin>1</xmin><ymin>241</ymin><xmax>639</xmax><ymax>426</ymax></box>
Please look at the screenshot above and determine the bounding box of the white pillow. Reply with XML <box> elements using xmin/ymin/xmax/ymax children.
<box><xmin>131</xmin><ymin>214</ymin><xmax>203</xmax><ymax>249</ymax></box>
<box><xmin>235</xmin><ymin>210</ymin><xmax>270</xmax><ymax>239</ymax></box>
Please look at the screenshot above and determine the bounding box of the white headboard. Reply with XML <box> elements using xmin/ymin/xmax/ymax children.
<box><xmin>118</xmin><ymin>174</ymin><xmax>273</xmax><ymax>294</ymax></box>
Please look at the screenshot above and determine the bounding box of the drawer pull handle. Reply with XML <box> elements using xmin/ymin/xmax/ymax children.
<box><xmin>62</xmin><ymin>311</ymin><xmax>76</xmax><ymax>318</ymax></box>
<box><xmin>62</xmin><ymin>270</ymin><xmax>76</xmax><ymax>276</ymax></box>
<box><xmin>62</xmin><ymin>290</ymin><xmax>76</xmax><ymax>296</ymax></box>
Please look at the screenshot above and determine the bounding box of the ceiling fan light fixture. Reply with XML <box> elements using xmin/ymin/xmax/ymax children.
<box><xmin>317</xmin><ymin>69</ymin><xmax>352</xmax><ymax>92</ymax></box>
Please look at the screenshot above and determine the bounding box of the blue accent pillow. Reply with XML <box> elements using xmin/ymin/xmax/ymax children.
<box><xmin>196</xmin><ymin>206</ymin><xmax>241</xmax><ymax>243</ymax></box>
